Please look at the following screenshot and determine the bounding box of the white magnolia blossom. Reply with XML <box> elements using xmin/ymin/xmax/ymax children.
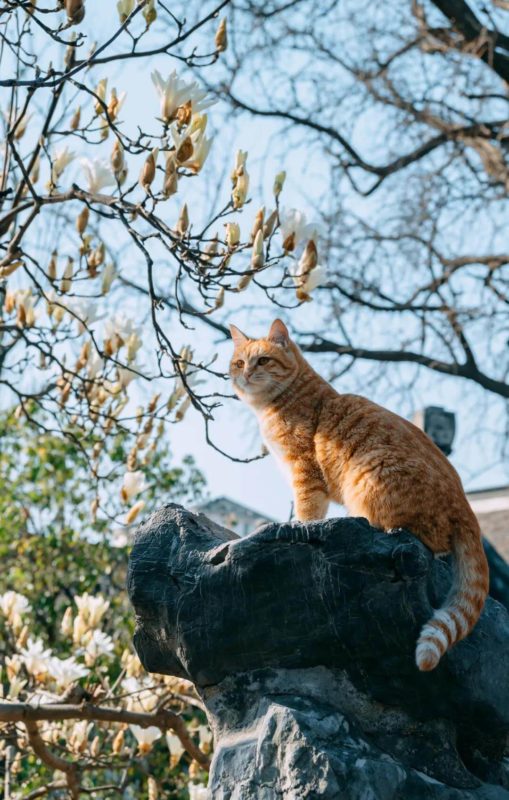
<box><xmin>279</xmin><ymin>208</ymin><xmax>320</xmax><ymax>252</ymax></box>
<box><xmin>122</xmin><ymin>675</ymin><xmax>158</xmax><ymax>712</ymax></box>
<box><xmin>51</xmin><ymin>145</ymin><xmax>75</xmax><ymax>182</ymax></box>
<box><xmin>84</xmin><ymin>630</ymin><xmax>114</xmax><ymax>664</ymax></box>
<box><xmin>171</xmin><ymin>117</ymin><xmax>212</xmax><ymax>173</ymax></box>
<box><xmin>75</xmin><ymin>593</ymin><xmax>110</xmax><ymax>627</ymax></box>
<box><xmin>65</xmin><ymin>297</ymin><xmax>102</xmax><ymax>331</ymax></box>
<box><xmin>0</xmin><ymin>591</ymin><xmax>31</xmax><ymax>627</ymax></box>
<box><xmin>151</xmin><ymin>69</ymin><xmax>215</xmax><ymax>123</ymax></box>
<box><xmin>86</xmin><ymin>349</ymin><xmax>104</xmax><ymax>380</ymax></box>
<box><xmin>47</xmin><ymin>656</ymin><xmax>89</xmax><ymax>688</ymax></box>
<box><xmin>19</xmin><ymin>638</ymin><xmax>53</xmax><ymax>680</ymax></box>
<box><xmin>129</xmin><ymin>724</ymin><xmax>162</xmax><ymax>753</ymax></box>
<box><xmin>80</xmin><ymin>158</ymin><xmax>116</xmax><ymax>194</ymax></box>
<box><xmin>104</xmin><ymin>314</ymin><xmax>139</xmax><ymax>347</ymax></box>
<box><xmin>167</xmin><ymin>731</ymin><xmax>185</xmax><ymax>759</ymax></box>
<box><xmin>291</xmin><ymin>258</ymin><xmax>327</xmax><ymax>296</ymax></box>
<box><xmin>121</xmin><ymin>470</ymin><xmax>147</xmax><ymax>502</ymax></box>
<box><xmin>198</xmin><ymin>725</ymin><xmax>213</xmax><ymax>748</ymax></box>
<box><xmin>188</xmin><ymin>783</ymin><xmax>208</xmax><ymax>800</ymax></box>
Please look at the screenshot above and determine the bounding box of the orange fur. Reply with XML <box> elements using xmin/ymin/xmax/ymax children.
<box><xmin>229</xmin><ymin>319</ymin><xmax>489</xmax><ymax>671</ymax></box>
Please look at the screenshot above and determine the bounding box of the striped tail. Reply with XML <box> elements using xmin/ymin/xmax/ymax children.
<box><xmin>415</xmin><ymin>527</ymin><xmax>489</xmax><ymax>672</ymax></box>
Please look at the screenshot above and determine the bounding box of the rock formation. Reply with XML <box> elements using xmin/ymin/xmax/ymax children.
<box><xmin>128</xmin><ymin>504</ymin><xmax>509</xmax><ymax>799</ymax></box>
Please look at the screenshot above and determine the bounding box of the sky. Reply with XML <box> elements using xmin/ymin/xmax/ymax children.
<box><xmin>5</xmin><ymin>1</ymin><xmax>509</xmax><ymax>524</ymax></box>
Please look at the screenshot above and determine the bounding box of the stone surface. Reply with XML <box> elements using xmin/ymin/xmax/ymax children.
<box><xmin>128</xmin><ymin>504</ymin><xmax>509</xmax><ymax>799</ymax></box>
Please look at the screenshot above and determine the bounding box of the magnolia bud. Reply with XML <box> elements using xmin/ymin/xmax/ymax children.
<box><xmin>175</xmin><ymin>204</ymin><xmax>189</xmax><ymax>237</ymax></box>
<box><xmin>30</xmin><ymin>155</ymin><xmax>40</xmax><ymax>184</ymax></box>
<box><xmin>273</xmin><ymin>170</ymin><xmax>286</xmax><ymax>197</ymax></box>
<box><xmin>111</xmin><ymin>139</ymin><xmax>125</xmax><ymax>177</ymax></box>
<box><xmin>250</xmin><ymin>207</ymin><xmax>264</xmax><ymax>242</ymax></box>
<box><xmin>76</xmin><ymin>206</ymin><xmax>89</xmax><ymax>235</ymax></box>
<box><xmin>214</xmin><ymin>287</ymin><xmax>225</xmax><ymax>309</ymax></box>
<box><xmin>215</xmin><ymin>18</ymin><xmax>227</xmax><ymax>52</ymax></box>
<box><xmin>225</xmin><ymin>222</ymin><xmax>240</xmax><ymax>248</ymax></box>
<box><xmin>263</xmin><ymin>208</ymin><xmax>278</xmax><ymax>239</ymax></box>
<box><xmin>143</xmin><ymin>0</ymin><xmax>156</xmax><ymax>27</ymax></box>
<box><xmin>139</xmin><ymin>148</ymin><xmax>158</xmax><ymax>192</ymax></box>
<box><xmin>236</xmin><ymin>274</ymin><xmax>251</xmax><ymax>291</ymax></box>
<box><xmin>94</xmin><ymin>78</ymin><xmax>108</xmax><ymax>115</ymax></box>
<box><xmin>251</xmin><ymin>229</ymin><xmax>264</xmax><ymax>270</ymax></box>
<box><xmin>60</xmin><ymin>257</ymin><xmax>74</xmax><ymax>293</ymax></box>
<box><xmin>70</xmin><ymin>106</ymin><xmax>81</xmax><ymax>131</ymax></box>
<box><xmin>65</xmin><ymin>0</ymin><xmax>85</xmax><ymax>26</ymax></box>
<box><xmin>232</xmin><ymin>170</ymin><xmax>249</xmax><ymax>209</ymax></box>
<box><xmin>64</xmin><ymin>33</ymin><xmax>77</xmax><ymax>69</ymax></box>
<box><xmin>163</xmin><ymin>154</ymin><xmax>178</xmax><ymax>198</ymax></box>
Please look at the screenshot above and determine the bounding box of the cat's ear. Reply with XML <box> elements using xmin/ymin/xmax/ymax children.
<box><xmin>229</xmin><ymin>324</ymin><xmax>249</xmax><ymax>347</ymax></box>
<box><xmin>268</xmin><ymin>319</ymin><xmax>290</xmax><ymax>347</ymax></box>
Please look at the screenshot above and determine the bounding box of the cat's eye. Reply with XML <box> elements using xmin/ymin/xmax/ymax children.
<box><xmin>258</xmin><ymin>357</ymin><xmax>270</xmax><ymax>365</ymax></box>
<box><xmin>235</xmin><ymin>359</ymin><xmax>244</xmax><ymax>368</ymax></box>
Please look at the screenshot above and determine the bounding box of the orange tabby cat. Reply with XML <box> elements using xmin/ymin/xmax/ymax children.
<box><xmin>229</xmin><ymin>318</ymin><xmax>489</xmax><ymax>672</ymax></box>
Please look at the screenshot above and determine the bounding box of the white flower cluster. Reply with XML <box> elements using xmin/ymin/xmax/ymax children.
<box><xmin>279</xmin><ymin>208</ymin><xmax>327</xmax><ymax>301</ymax></box>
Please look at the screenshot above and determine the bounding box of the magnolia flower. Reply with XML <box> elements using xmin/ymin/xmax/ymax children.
<box><xmin>51</xmin><ymin>146</ymin><xmax>75</xmax><ymax>184</ymax></box>
<box><xmin>279</xmin><ymin>208</ymin><xmax>312</xmax><ymax>252</ymax></box>
<box><xmin>0</xmin><ymin>591</ymin><xmax>31</xmax><ymax>628</ymax></box>
<box><xmin>65</xmin><ymin>0</ymin><xmax>85</xmax><ymax>26</ymax></box>
<box><xmin>81</xmin><ymin>158</ymin><xmax>116</xmax><ymax>194</ymax></box>
<box><xmin>101</xmin><ymin>262</ymin><xmax>116</xmax><ymax>294</ymax></box>
<box><xmin>19</xmin><ymin>638</ymin><xmax>53</xmax><ymax>681</ymax></box>
<box><xmin>171</xmin><ymin>118</ymin><xmax>212</xmax><ymax>173</ymax></box>
<box><xmin>87</xmin><ymin>349</ymin><xmax>104</xmax><ymax>379</ymax></box>
<box><xmin>103</xmin><ymin>314</ymin><xmax>139</xmax><ymax>352</ymax></box>
<box><xmin>289</xmin><ymin>254</ymin><xmax>327</xmax><ymax>302</ymax></box>
<box><xmin>225</xmin><ymin>222</ymin><xmax>240</xmax><ymax>248</ymax></box>
<box><xmin>121</xmin><ymin>470</ymin><xmax>147</xmax><ymax>502</ymax></box>
<box><xmin>107</xmin><ymin>88</ymin><xmax>126</xmax><ymax>120</ymax></box>
<box><xmin>198</xmin><ymin>725</ymin><xmax>213</xmax><ymax>749</ymax></box>
<box><xmin>75</xmin><ymin>593</ymin><xmax>109</xmax><ymax>627</ymax></box>
<box><xmin>70</xmin><ymin>720</ymin><xmax>93</xmax><ymax>753</ymax></box>
<box><xmin>151</xmin><ymin>69</ymin><xmax>215</xmax><ymax>124</ymax></box>
<box><xmin>65</xmin><ymin>297</ymin><xmax>101</xmax><ymax>332</ymax></box>
<box><xmin>166</xmin><ymin>731</ymin><xmax>185</xmax><ymax>767</ymax></box>
<box><xmin>130</xmin><ymin>724</ymin><xmax>161</xmax><ymax>754</ymax></box>
<box><xmin>188</xmin><ymin>783</ymin><xmax>208</xmax><ymax>800</ymax></box>
<box><xmin>48</xmin><ymin>655</ymin><xmax>89</xmax><ymax>688</ymax></box>
<box><xmin>84</xmin><ymin>630</ymin><xmax>114</xmax><ymax>664</ymax></box>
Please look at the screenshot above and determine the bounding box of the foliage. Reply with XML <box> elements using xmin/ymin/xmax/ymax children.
<box><xmin>0</xmin><ymin>407</ymin><xmax>208</xmax><ymax>799</ymax></box>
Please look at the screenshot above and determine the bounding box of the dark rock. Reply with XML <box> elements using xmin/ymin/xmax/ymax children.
<box><xmin>128</xmin><ymin>504</ymin><xmax>509</xmax><ymax>799</ymax></box>
<box><xmin>485</xmin><ymin>539</ymin><xmax>509</xmax><ymax>612</ymax></box>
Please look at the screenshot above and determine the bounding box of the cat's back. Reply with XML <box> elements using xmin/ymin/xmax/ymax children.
<box><xmin>316</xmin><ymin>390</ymin><xmax>463</xmax><ymax>487</ymax></box>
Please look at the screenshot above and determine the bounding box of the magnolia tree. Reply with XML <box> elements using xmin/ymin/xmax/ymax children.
<box><xmin>0</xmin><ymin>590</ymin><xmax>211</xmax><ymax>800</ymax></box>
<box><xmin>0</xmin><ymin>0</ymin><xmax>325</xmax><ymax>487</ymax></box>
<box><xmin>0</xmin><ymin>407</ymin><xmax>207</xmax><ymax>798</ymax></box>
<box><xmin>0</xmin><ymin>0</ymin><xmax>326</xmax><ymax>797</ymax></box>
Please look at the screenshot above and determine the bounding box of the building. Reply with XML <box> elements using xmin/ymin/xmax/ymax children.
<box><xmin>467</xmin><ymin>485</ymin><xmax>509</xmax><ymax>561</ymax></box>
<box><xmin>194</xmin><ymin>496</ymin><xmax>275</xmax><ymax>537</ymax></box>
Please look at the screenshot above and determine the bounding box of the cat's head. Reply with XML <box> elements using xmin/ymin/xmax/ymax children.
<box><xmin>229</xmin><ymin>319</ymin><xmax>300</xmax><ymax>405</ymax></box>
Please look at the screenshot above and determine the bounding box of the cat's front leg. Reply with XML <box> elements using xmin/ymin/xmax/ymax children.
<box><xmin>292</xmin><ymin>461</ymin><xmax>329</xmax><ymax>521</ymax></box>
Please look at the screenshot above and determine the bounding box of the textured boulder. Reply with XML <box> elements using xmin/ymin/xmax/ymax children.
<box><xmin>128</xmin><ymin>505</ymin><xmax>509</xmax><ymax>799</ymax></box>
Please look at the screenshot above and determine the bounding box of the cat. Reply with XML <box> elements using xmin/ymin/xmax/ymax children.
<box><xmin>229</xmin><ymin>318</ymin><xmax>489</xmax><ymax>672</ymax></box>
